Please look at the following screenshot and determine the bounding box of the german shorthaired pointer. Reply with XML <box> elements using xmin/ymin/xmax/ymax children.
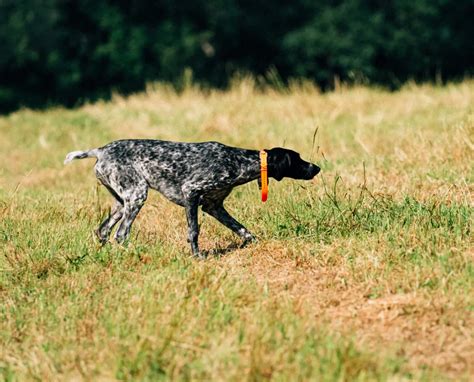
<box><xmin>65</xmin><ymin>139</ymin><xmax>320</xmax><ymax>258</ymax></box>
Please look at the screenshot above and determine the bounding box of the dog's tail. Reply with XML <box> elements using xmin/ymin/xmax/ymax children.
<box><xmin>64</xmin><ymin>148</ymin><xmax>101</xmax><ymax>164</ymax></box>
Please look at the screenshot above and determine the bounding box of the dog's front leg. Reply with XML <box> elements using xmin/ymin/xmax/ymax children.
<box><xmin>184</xmin><ymin>194</ymin><xmax>203</xmax><ymax>258</ymax></box>
<box><xmin>202</xmin><ymin>203</ymin><xmax>256</xmax><ymax>245</ymax></box>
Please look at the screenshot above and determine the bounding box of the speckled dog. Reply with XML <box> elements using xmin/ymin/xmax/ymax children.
<box><xmin>64</xmin><ymin>139</ymin><xmax>320</xmax><ymax>258</ymax></box>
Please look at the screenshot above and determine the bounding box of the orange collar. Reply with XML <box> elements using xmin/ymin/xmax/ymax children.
<box><xmin>260</xmin><ymin>150</ymin><xmax>268</xmax><ymax>202</ymax></box>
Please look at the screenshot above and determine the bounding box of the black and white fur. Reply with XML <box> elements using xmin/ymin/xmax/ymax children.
<box><xmin>65</xmin><ymin>139</ymin><xmax>320</xmax><ymax>258</ymax></box>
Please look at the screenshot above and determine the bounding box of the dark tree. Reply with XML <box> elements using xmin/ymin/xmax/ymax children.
<box><xmin>0</xmin><ymin>0</ymin><xmax>472</xmax><ymax>112</ymax></box>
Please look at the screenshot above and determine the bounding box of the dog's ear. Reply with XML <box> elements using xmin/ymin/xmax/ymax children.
<box><xmin>267</xmin><ymin>148</ymin><xmax>291</xmax><ymax>181</ymax></box>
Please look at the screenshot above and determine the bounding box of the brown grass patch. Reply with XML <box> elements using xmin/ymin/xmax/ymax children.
<box><xmin>214</xmin><ymin>243</ymin><xmax>474</xmax><ymax>378</ymax></box>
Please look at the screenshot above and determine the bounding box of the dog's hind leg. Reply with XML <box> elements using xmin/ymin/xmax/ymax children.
<box><xmin>95</xmin><ymin>183</ymin><xmax>124</xmax><ymax>244</ymax></box>
<box><xmin>113</xmin><ymin>182</ymin><xmax>148</xmax><ymax>244</ymax></box>
<box><xmin>96</xmin><ymin>198</ymin><xmax>124</xmax><ymax>244</ymax></box>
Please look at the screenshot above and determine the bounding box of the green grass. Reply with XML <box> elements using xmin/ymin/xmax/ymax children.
<box><xmin>0</xmin><ymin>79</ymin><xmax>473</xmax><ymax>380</ymax></box>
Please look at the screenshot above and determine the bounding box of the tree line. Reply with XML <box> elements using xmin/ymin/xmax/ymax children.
<box><xmin>0</xmin><ymin>0</ymin><xmax>472</xmax><ymax>112</ymax></box>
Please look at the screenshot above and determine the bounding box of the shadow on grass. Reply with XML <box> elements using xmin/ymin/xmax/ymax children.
<box><xmin>202</xmin><ymin>239</ymin><xmax>255</xmax><ymax>258</ymax></box>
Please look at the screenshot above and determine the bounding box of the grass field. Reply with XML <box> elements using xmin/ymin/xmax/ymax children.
<box><xmin>0</xmin><ymin>79</ymin><xmax>473</xmax><ymax>381</ymax></box>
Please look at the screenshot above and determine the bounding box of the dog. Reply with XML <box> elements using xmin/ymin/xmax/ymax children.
<box><xmin>64</xmin><ymin>139</ymin><xmax>320</xmax><ymax>258</ymax></box>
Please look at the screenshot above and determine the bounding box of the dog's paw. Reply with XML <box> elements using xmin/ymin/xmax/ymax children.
<box><xmin>241</xmin><ymin>234</ymin><xmax>257</xmax><ymax>248</ymax></box>
<box><xmin>192</xmin><ymin>251</ymin><xmax>207</xmax><ymax>260</ymax></box>
<box><xmin>93</xmin><ymin>229</ymin><xmax>109</xmax><ymax>246</ymax></box>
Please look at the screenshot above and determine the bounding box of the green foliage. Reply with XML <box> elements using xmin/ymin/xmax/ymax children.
<box><xmin>0</xmin><ymin>0</ymin><xmax>473</xmax><ymax>112</ymax></box>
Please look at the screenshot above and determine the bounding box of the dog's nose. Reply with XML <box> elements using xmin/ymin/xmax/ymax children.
<box><xmin>310</xmin><ymin>164</ymin><xmax>320</xmax><ymax>177</ymax></box>
<box><xmin>304</xmin><ymin>164</ymin><xmax>320</xmax><ymax>179</ymax></box>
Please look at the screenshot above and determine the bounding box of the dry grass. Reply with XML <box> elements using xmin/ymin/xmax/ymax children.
<box><xmin>0</xmin><ymin>79</ymin><xmax>473</xmax><ymax>381</ymax></box>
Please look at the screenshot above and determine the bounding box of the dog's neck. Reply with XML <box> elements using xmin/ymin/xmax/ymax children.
<box><xmin>234</xmin><ymin>150</ymin><xmax>266</xmax><ymax>185</ymax></box>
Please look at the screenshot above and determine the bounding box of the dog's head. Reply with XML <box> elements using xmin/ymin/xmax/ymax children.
<box><xmin>266</xmin><ymin>148</ymin><xmax>320</xmax><ymax>181</ymax></box>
